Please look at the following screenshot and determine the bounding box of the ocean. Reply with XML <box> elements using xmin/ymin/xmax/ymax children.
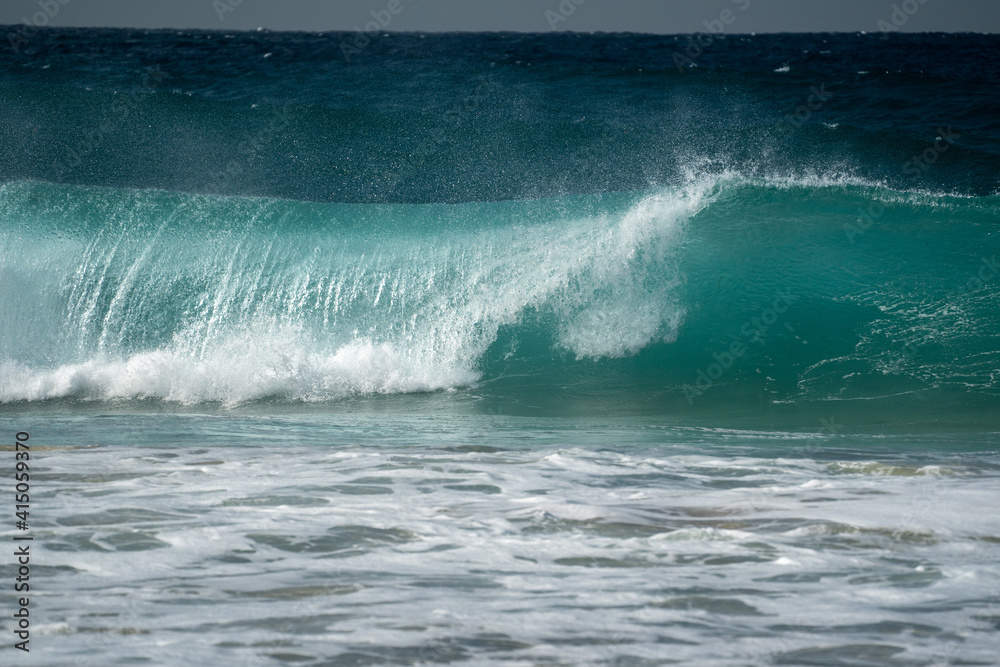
<box><xmin>1</xmin><ymin>29</ymin><xmax>999</xmax><ymax>665</ymax></box>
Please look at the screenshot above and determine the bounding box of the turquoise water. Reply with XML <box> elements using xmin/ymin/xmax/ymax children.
<box><xmin>1</xmin><ymin>29</ymin><xmax>999</xmax><ymax>666</ymax></box>
<box><xmin>3</xmin><ymin>177</ymin><xmax>998</xmax><ymax>428</ymax></box>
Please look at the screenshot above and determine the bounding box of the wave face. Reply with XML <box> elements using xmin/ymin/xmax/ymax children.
<box><xmin>2</xmin><ymin>177</ymin><xmax>998</xmax><ymax>420</ymax></box>
<box><xmin>0</xmin><ymin>180</ymin><xmax>692</xmax><ymax>404</ymax></box>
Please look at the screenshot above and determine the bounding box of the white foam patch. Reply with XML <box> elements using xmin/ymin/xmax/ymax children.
<box><xmin>0</xmin><ymin>332</ymin><xmax>472</xmax><ymax>405</ymax></box>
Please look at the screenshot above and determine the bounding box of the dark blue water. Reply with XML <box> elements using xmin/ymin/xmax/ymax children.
<box><xmin>1</xmin><ymin>31</ymin><xmax>998</xmax><ymax>202</ymax></box>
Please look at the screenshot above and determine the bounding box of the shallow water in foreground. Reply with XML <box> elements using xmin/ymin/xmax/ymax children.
<box><xmin>2</xmin><ymin>413</ymin><xmax>998</xmax><ymax>666</ymax></box>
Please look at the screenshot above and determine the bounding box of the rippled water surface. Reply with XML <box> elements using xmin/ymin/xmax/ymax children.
<box><xmin>2</xmin><ymin>415</ymin><xmax>998</xmax><ymax>665</ymax></box>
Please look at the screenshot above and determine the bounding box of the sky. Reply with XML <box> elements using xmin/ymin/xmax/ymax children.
<box><xmin>1</xmin><ymin>0</ymin><xmax>998</xmax><ymax>34</ymax></box>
